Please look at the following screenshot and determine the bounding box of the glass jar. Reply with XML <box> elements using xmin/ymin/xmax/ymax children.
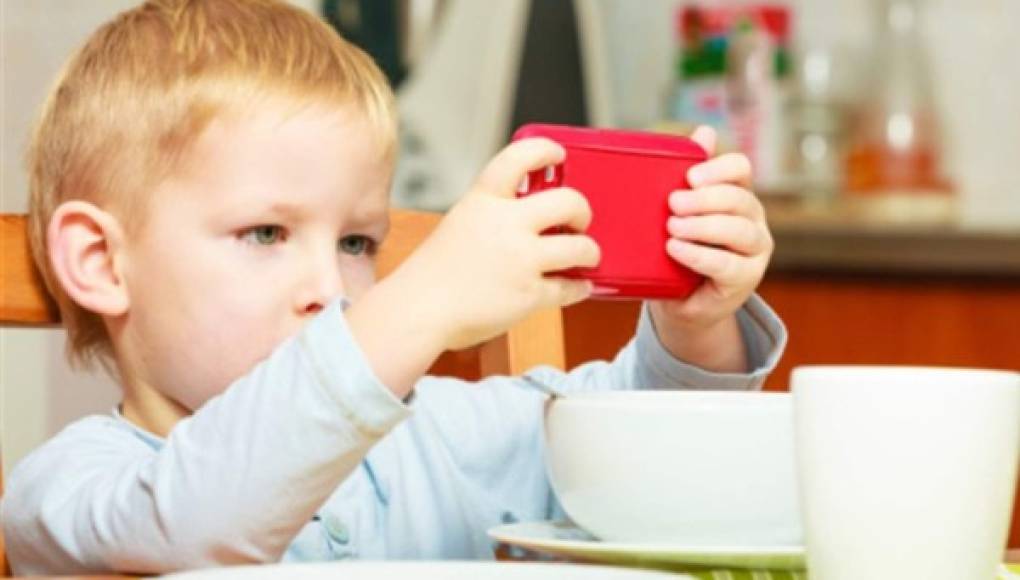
<box><xmin>844</xmin><ymin>0</ymin><xmax>951</xmax><ymax>194</ymax></box>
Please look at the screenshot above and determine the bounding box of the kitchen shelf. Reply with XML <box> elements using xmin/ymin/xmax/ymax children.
<box><xmin>764</xmin><ymin>195</ymin><xmax>1020</xmax><ymax>277</ymax></box>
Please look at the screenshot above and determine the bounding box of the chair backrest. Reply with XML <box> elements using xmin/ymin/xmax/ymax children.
<box><xmin>0</xmin><ymin>208</ymin><xmax>566</xmax><ymax>576</ymax></box>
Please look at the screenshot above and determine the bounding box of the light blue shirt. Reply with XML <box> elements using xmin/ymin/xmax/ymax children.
<box><xmin>2</xmin><ymin>297</ymin><xmax>786</xmax><ymax>576</ymax></box>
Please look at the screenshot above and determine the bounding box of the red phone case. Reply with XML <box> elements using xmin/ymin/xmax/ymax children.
<box><xmin>512</xmin><ymin>123</ymin><xmax>708</xmax><ymax>299</ymax></box>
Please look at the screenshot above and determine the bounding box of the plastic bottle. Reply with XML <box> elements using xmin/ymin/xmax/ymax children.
<box><xmin>665</xmin><ymin>5</ymin><xmax>730</xmax><ymax>138</ymax></box>
<box><xmin>725</xmin><ymin>5</ymin><xmax>792</xmax><ymax>192</ymax></box>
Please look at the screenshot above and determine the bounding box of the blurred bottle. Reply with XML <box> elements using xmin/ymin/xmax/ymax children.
<box><xmin>787</xmin><ymin>46</ymin><xmax>849</xmax><ymax>201</ymax></box>
<box><xmin>665</xmin><ymin>3</ymin><xmax>792</xmax><ymax>192</ymax></box>
<box><xmin>725</xmin><ymin>5</ymin><xmax>792</xmax><ymax>192</ymax></box>
<box><xmin>845</xmin><ymin>0</ymin><xmax>951</xmax><ymax>194</ymax></box>
<box><xmin>666</xmin><ymin>5</ymin><xmax>730</xmax><ymax>138</ymax></box>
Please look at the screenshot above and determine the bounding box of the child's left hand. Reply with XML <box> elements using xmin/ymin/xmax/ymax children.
<box><xmin>648</xmin><ymin>126</ymin><xmax>773</xmax><ymax>371</ymax></box>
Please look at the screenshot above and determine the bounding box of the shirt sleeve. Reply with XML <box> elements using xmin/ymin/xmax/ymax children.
<box><xmin>1</xmin><ymin>300</ymin><xmax>410</xmax><ymax>576</ymax></box>
<box><xmin>535</xmin><ymin>293</ymin><xmax>787</xmax><ymax>393</ymax></box>
<box><xmin>632</xmin><ymin>293</ymin><xmax>788</xmax><ymax>389</ymax></box>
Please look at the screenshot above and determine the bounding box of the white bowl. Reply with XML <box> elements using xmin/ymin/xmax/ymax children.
<box><xmin>544</xmin><ymin>390</ymin><xmax>801</xmax><ymax>546</ymax></box>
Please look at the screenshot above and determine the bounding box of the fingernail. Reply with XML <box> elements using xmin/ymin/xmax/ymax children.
<box><xmin>673</xmin><ymin>216</ymin><xmax>694</xmax><ymax>236</ymax></box>
<box><xmin>667</xmin><ymin>238</ymin><xmax>695</xmax><ymax>261</ymax></box>
<box><xmin>518</xmin><ymin>176</ymin><xmax>530</xmax><ymax>193</ymax></box>
<box><xmin>670</xmin><ymin>190</ymin><xmax>693</xmax><ymax>212</ymax></box>
<box><xmin>666</xmin><ymin>238</ymin><xmax>684</xmax><ymax>255</ymax></box>
<box><xmin>590</xmin><ymin>285</ymin><xmax>619</xmax><ymax>297</ymax></box>
<box><xmin>687</xmin><ymin>167</ymin><xmax>707</xmax><ymax>186</ymax></box>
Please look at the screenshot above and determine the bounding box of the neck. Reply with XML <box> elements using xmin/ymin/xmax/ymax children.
<box><xmin>107</xmin><ymin>318</ymin><xmax>191</xmax><ymax>437</ymax></box>
<box><xmin>119</xmin><ymin>374</ymin><xmax>190</xmax><ymax>438</ymax></box>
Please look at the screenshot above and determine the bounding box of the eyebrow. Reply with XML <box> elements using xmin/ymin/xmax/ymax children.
<box><xmin>262</xmin><ymin>202</ymin><xmax>308</xmax><ymax>222</ymax></box>
<box><xmin>353</xmin><ymin>211</ymin><xmax>390</xmax><ymax>239</ymax></box>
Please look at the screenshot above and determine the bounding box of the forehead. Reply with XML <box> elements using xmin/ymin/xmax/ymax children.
<box><xmin>165</xmin><ymin>102</ymin><xmax>392</xmax><ymax>222</ymax></box>
<box><xmin>193</xmin><ymin>101</ymin><xmax>390</xmax><ymax>177</ymax></box>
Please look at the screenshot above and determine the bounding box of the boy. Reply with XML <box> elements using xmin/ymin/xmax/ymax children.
<box><xmin>1</xmin><ymin>0</ymin><xmax>785</xmax><ymax>575</ymax></box>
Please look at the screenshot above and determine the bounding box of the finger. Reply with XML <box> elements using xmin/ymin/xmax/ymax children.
<box><xmin>536</xmin><ymin>233</ymin><xmax>601</xmax><ymax>272</ymax></box>
<box><xmin>689</xmin><ymin>125</ymin><xmax>717</xmax><ymax>157</ymax></box>
<box><xmin>666</xmin><ymin>239</ymin><xmax>758</xmax><ymax>286</ymax></box>
<box><xmin>667</xmin><ymin>215</ymin><xmax>771</xmax><ymax>257</ymax></box>
<box><xmin>519</xmin><ymin>187</ymin><xmax>593</xmax><ymax>232</ymax></box>
<box><xmin>687</xmin><ymin>153</ymin><xmax>753</xmax><ymax>188</ymax></box>
<box><xmin>540</xmin><ymin>277</ymin><xmax>594</xmax><ymax>308</ymax></box>
<box><xmin>668</xmin><ymin>184</ymin><xmax>766</xmax><ymax>221</ymax></box>
<box><xmin>474</xmin><ymin>138</ymin><xmax>566</xmax><ymax>198</ymax></box>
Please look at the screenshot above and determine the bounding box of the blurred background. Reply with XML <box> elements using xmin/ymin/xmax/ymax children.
<box><xmin>3</xmin><ymin>0</ymin><xmax>1019</xmax><ymax>542</ymax></box>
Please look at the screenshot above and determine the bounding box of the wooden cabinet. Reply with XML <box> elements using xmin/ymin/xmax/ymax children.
<box><xmin>561</xmin><ymin>272</ymin><xmax>1020</xmax><ymax>547</ymax></box>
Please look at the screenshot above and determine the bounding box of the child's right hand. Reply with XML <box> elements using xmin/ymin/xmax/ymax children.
<box><xmin>348</xmin><ymin>138</ymin><xmax>598</xmax><ymax>395</ymax></box>
<box><xmin>399</xmin><ymin>138</ymin><xmax>600</xmax><ymax>351</ymax></box>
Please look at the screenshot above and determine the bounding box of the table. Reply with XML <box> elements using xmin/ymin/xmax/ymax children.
<box><xmin>18</xmin><ymin>557</ymin><xmax>1020</xmax><ymax>579</ymax></box>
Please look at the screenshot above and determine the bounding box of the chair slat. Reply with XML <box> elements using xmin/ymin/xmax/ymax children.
<box><xmin>376</xmin><ymin>210</ymin><xmax>443</xmax><ymax>279</ymax></box>
<box><xmin>0</xmin><ymin>214</ymin><xmax>60</xmax><ymax>325</ymax></box>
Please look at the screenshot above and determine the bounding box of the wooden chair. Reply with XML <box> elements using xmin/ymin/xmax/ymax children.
<box><xmin>0</xmin><ymin>209</ymin><xmax>566</xmax><ymax>577</ymax></box>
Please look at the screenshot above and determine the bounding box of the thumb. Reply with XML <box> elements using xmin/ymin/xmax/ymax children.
<box><xmin>473</xmin><ymin>138</ymin><xmax>566</xmax><ymax>199</ymax></box>
<box><xmin>689</xmin><ymin>125</ymin><xmax>718</xmax><ymax>157</ymax></box>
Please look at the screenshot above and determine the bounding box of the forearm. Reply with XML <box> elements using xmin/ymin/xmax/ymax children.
<box><xmin>648</xmin><ymin>303</ymin><xmax>748</xmax><ymax>374</ymax></box>
<box><xmin>345</xmin><ymin>271</ymin><xmax>448</xmax><ymax>399</ymax></box>
<box><xmin>626</xmin><ymin>296</ymin><xmax>787</xmax><ymax>390</ymax></box>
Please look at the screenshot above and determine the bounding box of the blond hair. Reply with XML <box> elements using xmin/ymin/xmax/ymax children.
<box><xmin>27</xmin><ymin>0</ymin><xmax>397</xmax><ymax>369</ymax></box>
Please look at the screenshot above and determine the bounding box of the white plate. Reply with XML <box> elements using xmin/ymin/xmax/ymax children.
<box><xmin>163</xmin><ymin>560</ymin><xmax>695</xmax><ymax>579</ymax></box>
<box><xmin>488</xmin><ymin>520</ymin><xmax>806</xmax><ymax>572</ymax></box>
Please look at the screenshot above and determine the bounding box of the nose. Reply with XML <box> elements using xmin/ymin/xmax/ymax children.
<box><xmin>294</xmin><ymin>250</ymin><xmax>345</xmax><ymax>316</ymax></box>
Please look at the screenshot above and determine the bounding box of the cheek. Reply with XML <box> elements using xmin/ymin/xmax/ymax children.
<box><xmin>165</xmin><ymin>307</ymin><xmax>290</xmax><ymax>409</ymax></box>
<box><xmin>133</xmin><ymin>266</ymin><xmax>296</xmax><ymax>409</ymax></box>
<box><xmin>123</xmin><ymin>229</ymin><xmax>308</xmax><ymax>410</ymax></box>
<box><xmin>188</xmin><ymin>288</ymin><xmax>293</xmax><ymax>359</ymax></box>
<box><xmin>341</xmin><ymin>261</ymin><xmax>377</xmax><ymax>302</ymax></box>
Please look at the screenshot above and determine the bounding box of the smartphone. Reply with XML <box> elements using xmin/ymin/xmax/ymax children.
<box><xmin>512</xmin><ymin>123</ymin><xmax>708</xmax><ymax>300</ymax></box>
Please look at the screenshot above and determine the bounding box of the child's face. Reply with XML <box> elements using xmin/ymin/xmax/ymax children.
<box><xmin>117</xmin><ymin>104</ymin><xmax>392</xmax><ymax>414</ymax></box>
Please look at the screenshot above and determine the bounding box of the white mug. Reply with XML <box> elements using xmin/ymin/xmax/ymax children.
<box><xmin>792</xmin><ymin>365</ymin><xmax>1020</xmax><ymax>580</ymax></box>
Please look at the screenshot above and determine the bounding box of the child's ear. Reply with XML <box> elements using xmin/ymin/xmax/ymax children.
<box><xmin>47</xmin><ymin>200</ymin><xmax>130</xmax><ymax>317</ymax></box>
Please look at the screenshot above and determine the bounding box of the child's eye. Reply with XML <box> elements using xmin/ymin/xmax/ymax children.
<box><xmin>337</xmin><ymin>235</ymin><xmax>376</xmax><ymax>256</ymax></box>
<box><xmin>240</xmin><ymin>225</ymin><xmax>286</xmax><ymax>246</ymax></box>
